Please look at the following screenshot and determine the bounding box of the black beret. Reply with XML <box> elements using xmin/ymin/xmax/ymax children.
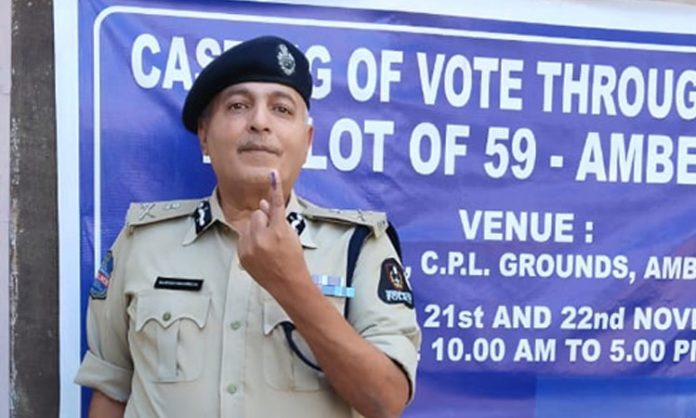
<box><xmin>182</xmin><ymin>35</ymin><xmax>313</xmax><ymax>133</ymax></box>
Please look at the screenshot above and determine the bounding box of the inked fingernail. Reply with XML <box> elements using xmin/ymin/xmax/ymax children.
<box><xmin>271</xmin><ymin>171</ymin><xmax>277</xmax><ymax>190</ymax></box>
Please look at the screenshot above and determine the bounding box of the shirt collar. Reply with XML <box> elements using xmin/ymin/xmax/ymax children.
<box><xmin>183</xmin><ymin>188</ymin><xmax>317</xmax><ymax>249</ymax></box>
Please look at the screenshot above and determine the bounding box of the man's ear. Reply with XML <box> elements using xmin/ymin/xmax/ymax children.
<box><xmin>197</xmin><ymin>117</ymin><xmax>209</xmax><ymax>156</ymax></box>
<box><xmin>306</xmin><ymin>123</ymin><xmax>314</xmax><ymax>148</ymax></box>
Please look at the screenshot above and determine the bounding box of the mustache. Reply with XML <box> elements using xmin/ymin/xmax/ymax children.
<box><xmin>237</xmin><ymin>141</ymin><xmax>282</xmax><ymax>156</ymax></box>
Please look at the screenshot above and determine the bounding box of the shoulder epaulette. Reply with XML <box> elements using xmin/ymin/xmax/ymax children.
<box><xmin>125</xmin><ymin>199</ymin><xmax>201</xmax><ymax>228</ymax></box>
<box><xmin>298</xmin><ymin>197</ymin><xmax>389</xmax><ymax>237</ymax></box>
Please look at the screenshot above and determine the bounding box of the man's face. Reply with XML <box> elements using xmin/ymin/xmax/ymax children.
<box><xmin>197</xmin><ymin>82</ymin><xmax>313</xmax><ymax>193</ymax></box>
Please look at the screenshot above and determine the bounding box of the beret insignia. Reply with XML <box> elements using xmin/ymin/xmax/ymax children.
<box><xmin>277</xmin><ymin>43</ymin><xmax>296</xmax><ymax>76</ymax></box>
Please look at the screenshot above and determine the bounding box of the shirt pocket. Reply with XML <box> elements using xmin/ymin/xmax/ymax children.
<box><xmin>128</xmin><ymin>289</ymin><xmax>211</xmax><ymax>383</ymax></box>
<box><xmin>261</xmin><ymin>295</ymin><xmax>346</xmax><ymax>392</ymax></box>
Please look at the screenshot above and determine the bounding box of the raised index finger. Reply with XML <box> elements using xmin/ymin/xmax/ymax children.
<box><xmin>268</xmin><ymin>170</ymin><xmax>286</xmax><ymax>226</ymax></box>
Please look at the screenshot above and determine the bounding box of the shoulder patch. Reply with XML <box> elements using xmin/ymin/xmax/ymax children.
<box><xmin>298</xmin><ymin>197</ymin><xmax>389</xmax><ymax>237</ymax></box>
<box><xmin>126</xmin><ymin>199</ymin><xmax>201</xmax><ymax>228</ymax></box>
<box><xmin>90</xmin><ymin>251</ymin><xmax>114</xmax><ymax>299</ymax></box>
<box><xmin>378</xmin><ymin>258</ymin><xmax>414</xmax><ymax>309</ymax></box>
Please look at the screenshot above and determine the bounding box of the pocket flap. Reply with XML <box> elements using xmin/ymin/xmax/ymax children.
<box><xmin>133</xmin><ymin>289</ymin><xmax>211</xmax><ymax>331</ymax></box>
<box><xmin>263</xmin><ymin>300</ymin><xmax>291</xmax><ymax>335</ymax></box>
<box><xmin>262</xmin><ymin>295</ymin><xmax>347</xmax><ymax>335</ymax></box>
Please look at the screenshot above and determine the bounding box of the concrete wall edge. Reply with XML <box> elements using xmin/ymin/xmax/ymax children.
<box><xmin>54</xmin><ymin>0</ymin><xmax>82</xmax><ymax>417</ymax></box>
<box><xmin>1</xmin><ymin>0</ymin><xmax>12</xmax><ymax>415</ymax></box>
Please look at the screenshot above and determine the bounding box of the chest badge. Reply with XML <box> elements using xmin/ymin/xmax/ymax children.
<box><xmin>154</xmin><ymin>277</ymin><xmax>204</xmax><ymax>291</ymax></box>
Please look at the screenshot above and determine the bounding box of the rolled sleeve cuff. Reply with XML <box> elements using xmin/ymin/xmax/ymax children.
<box><xmin>74</xmin><ymin>350</ymin><xmax>132</xmax><ymax>403</ymax></box>
<box><xmin>366</xmin><ymin>334</ymin><xmax>419</xmax><ymax>403</ymax></box>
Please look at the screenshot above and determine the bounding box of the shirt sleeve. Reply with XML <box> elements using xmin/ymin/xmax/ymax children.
<box><xmin>74</xmin><ymin>228</ymin><xmax>134</xmax><ymax>402</ymax></box>
<box><xmin>347</xmin><ymin>228</ymin><xmax>421</xmax><ymax>402</ymax></box>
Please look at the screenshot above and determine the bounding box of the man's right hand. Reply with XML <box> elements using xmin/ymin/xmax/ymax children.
<box><xmin>89</xmin><ymin>390</ymin><xmax>126</xmax><ymax>418</ymax></box>
<box><xmin>237</xmin><ymin>170</ymin><xmax>311</xmax><ymax>298</ymax></box>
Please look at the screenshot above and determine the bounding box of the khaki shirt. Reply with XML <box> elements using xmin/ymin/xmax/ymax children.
<box><xmin>75</xmin><ymin>191</ymin><xmax>421</xmax><ymax>418</ymax></box>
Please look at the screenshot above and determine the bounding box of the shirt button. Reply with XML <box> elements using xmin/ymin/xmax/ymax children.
<box><xmin>227</xmin><ymin>383</ymin><xmax>238</xmax><ymax>394</ymax></box>
<box><xmin>162</xmin><ymin>312</ymin><xmax>172</xmax><ymax>321</ymax></box>
<box><xmin>229</xmin><ymin>321</ymin><xmax>241</xmax><ymax>330</ymax></box>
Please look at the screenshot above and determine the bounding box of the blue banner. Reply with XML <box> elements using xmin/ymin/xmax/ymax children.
<box><xmin>77</xmin><ymin>1</ymin><xmax>696</xmax><ymax>416</ymax></box>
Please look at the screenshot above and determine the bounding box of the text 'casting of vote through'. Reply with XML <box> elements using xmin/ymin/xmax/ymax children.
<box><xmin>128</xmin><ymin>35</ymin><xmax>696</xmax><ymax>185</ymax></box>
<box><xmin>130</xmin><ymin>35</ymin><xmax>696</xmax><ymax>119</ymax></box>
<box><xmin>423</xmin><ymin>304</ymin><xmax>696</xmax><ymax>365</ymax></box>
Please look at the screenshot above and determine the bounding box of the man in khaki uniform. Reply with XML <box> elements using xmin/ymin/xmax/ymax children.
<box><xmin>76</xmin><ymin>35</ymin><xmax>421</xmax><ymax>418</ymax></box>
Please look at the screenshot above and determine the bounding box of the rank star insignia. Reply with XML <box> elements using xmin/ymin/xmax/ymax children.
<box><xmin>138</xmin><ymin>202</ymin><xmax>156</xmax><ymax>221</ymax></box>
<box><xmin>277</xmin><ymin>43</ymin><xmax>296</xmax><ymax>76</ymax></box>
